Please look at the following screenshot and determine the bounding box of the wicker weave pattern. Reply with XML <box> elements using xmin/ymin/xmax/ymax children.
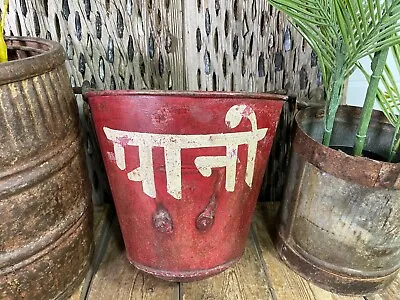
<box><xmin>2</xmin><ymin>0</ymin><xmax>321</xmax><ymax>202</ymax></box>
<box><xmin>2</xmin><ymin>0</ymin><xmax>321</xmax><ymax>94</ymax></box>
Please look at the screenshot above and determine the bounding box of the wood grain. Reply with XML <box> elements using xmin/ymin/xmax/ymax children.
<box><xmin>69</xmin><ymin>203</ymin><xmax>400</xmax><ymax>300</ymax></box>
<box><xmin>68</xmin><ymin>204</ymin><xmax>112</xmax><ymax>300</ymax></box>
<box><xmin>251</xmin><ymin>204</ymin><xmax>364</xmax><ymax>300</ymax></box>
<box><xmin>86</xmin><ymin>220</ymin><xmax>179</xmax><ymax>300</ymax></box>
<box><xmin>181</xmin><ymin>232</ymin><xmax>273</xmax><ymax>300</ymax></box>
<box><xmin>367</xmin><ymin>274</ymin><xmax>400</xmax><ymax>300</ymax></box>
<box><xmin>68</xmin><ymin>285</ymin><xmax>83</xmax><ymax>300</ymax></box>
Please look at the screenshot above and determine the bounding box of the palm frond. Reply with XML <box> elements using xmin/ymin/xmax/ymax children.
<box><xmin>344</xmin><ymin>0</ymin><xmax>400</xmax><ymax>67</ymax></box>
<box><xmin>393</xmin><ymin>41</ymin><xmax>400</xmax><ymax>75</ymax></box>
<box><xmin>269</xmin><ymin>0</ymin><xmax>400</xmax><ymax>150</ymax></box>
<box><xmin>358</xmin><ymin>42</ymin><xmax>400</xmax><ymax>160</ymax></box>
<box><xmin>269</xmin><ymin>0</ymin><xmax>400</xmax><ymax>86</ymax></box>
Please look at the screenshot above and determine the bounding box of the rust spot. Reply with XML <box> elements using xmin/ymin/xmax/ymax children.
<box><xmin>153</xmin><ymin>206</ymin><xmax>173</xmax><ymax>233</ymax></box>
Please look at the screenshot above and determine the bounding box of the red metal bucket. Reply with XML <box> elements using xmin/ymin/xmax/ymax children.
<box><xmin>86</xmin><ymin>90</ymin><xmax>285</xmax><ymax>281</ymax></box>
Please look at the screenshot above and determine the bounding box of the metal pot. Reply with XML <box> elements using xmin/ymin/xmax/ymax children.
<box><xmin>0</xmin><ymin>37</ymin><xmax>93</xmax><ymax>299</ymax></box>
<box><xmin>86</xmin><ymin>90</ymin><xmax>285</xmax><ymax>281</ymax></box>
<box><xmin>276</xmin><ymin>105</ymin><xmax>400</xmax><ymax>295</ymax></box>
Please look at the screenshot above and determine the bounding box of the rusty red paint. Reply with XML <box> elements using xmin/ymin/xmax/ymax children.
<box><xmin>87</xmin><ymin>90</ymin><xmax>285</xmax><ymax>281</ymax></box>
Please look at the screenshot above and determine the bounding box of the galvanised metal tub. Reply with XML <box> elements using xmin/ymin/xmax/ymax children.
<box><xmin>276</xmin><ymin>106</ymin><xmax>400</xmax><ymax>295</ymax></box>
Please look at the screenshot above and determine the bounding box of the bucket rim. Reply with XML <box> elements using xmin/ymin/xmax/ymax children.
<box><xmin>85</xmin><ymin>89</ymin><xmax>288</xmax><ymax>102</ymax></box>
<box><xmin>0</xmin><ymin>36</ymin><xmax>65</xmax><ymax>85</ymax></box>
<box><xmin>293</xmin><ymin>105</ymin><xmax>400</xmax><ymax>188</ymax></box>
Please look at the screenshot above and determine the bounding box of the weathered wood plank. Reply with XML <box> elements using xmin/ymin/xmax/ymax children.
<box><xmin>68</xmin><ymin>204</ymin><xmax>112</xmax><ymax>300</ymax></box>
<box><xmin>181</xmin><ymin>232</ymin><xmax>273</xmax><ymax>300</ymax></box>
<box><xmin>70</xmin><ymin>203</ymin><xmax>396</xmax><ymax>300</ymax></box>
<box><xmin>86</xmin><ymin>220</ymin><xmax>179</xmax><ymax>300</ymax></box>
<box><xmin>367</xmin><ymin>274</ymin><xmax>400</xmax><ymax>300</ymax></box>
<box><xmin>252</xmin><ymin>204</ymin><xmax>364</xmax><ymax>300</ymax></box>
<box><xmin>68</xmin><ymin>282</ymin><xmax>84</xmax><ymax>300</ymax></box>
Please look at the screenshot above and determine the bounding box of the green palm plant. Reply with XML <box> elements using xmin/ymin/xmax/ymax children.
<box><xmin>359</xmin><ymin>42</ymin><xmax>400</xmax><ymax>161</ymax></box>
<box><xmin>268</xmin><ymin>0</ymin><xmax>400</xmax><ymax>158</ymax></box>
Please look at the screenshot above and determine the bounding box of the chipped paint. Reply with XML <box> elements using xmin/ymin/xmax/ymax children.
<box><xmin>104</xmin><ymin>105</ymin><xmax>268</xmax><ymax>199</ymax></box>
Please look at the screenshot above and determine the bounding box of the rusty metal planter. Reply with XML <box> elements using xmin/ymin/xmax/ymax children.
<box><xmin>0</xmin><ymin>37</ymin><xmax>93</xmax><ymax>299</ymax></box>
<box><xmin>276</xmin><ymin>106</ymin><xmax>400</xmax><ymax>296</ymax></box>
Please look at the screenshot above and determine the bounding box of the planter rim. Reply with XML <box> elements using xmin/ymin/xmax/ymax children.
<box><xmin>293</xmin><ymin>105</ymin><xmax>400</xmax><ymax>188</ymax></box>
<box><xmin>86</xmin><ymin>89</ymin><xmax>288</xmax><ymax>102</ymax></box>
<box><xmin>0</xmin><ymin>36</ymin><xmax>65</xmax><ymax>86</ymax></box>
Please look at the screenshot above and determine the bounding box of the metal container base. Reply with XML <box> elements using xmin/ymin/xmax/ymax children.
<box><xmin>276</xmin><ymin>235</ymin><xmax>398</xmax><ymax>296</ymax></box>
<box><xmin>131</xmin><ymin>256</ymin><xmax>241</xmax><ymax>282</ymax></box>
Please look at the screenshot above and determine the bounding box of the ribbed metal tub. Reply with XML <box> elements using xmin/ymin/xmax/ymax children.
<box><xmin>276</xmin><ymin>106</ymin><xmax>400</xmax><ymax>296</ymax></box>
<box><xmin>0</xmin><ymin>37</ymin><xmax>93</xmax><ymax>299</ymax></box>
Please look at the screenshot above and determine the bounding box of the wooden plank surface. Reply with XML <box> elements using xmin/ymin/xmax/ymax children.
<box><xmin>86</xmin><ymin>220</ymin><xmax>179</xmax><ymax>300</ymax></box>
<box><xmin>70</xmin><ymin>203</ymin><xmax>400</xmax><ymax>300</ymax></box>
<box><xmin>181</xmin><ymin>232</ymin><xmax>273</xmax><ymax>300</ymax></box>
<box><xmin>251</xmin><ymin>204</ymin><xmax>364</xmax><ymax>300</ymax></box>
<box><xmin>367</xmin><ymin>275</ymin><xmax>400</xmax><ymax>300</ymax></box>
<box><xmin>69</xmin><ymin>204</ymin><xmax>112</xmax><ymax>300</ymax></box>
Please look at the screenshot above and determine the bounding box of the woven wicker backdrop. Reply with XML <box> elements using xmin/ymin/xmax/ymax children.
<box><xmin>2</xmin><ymin>0</ymin><xmax>321</xmax><ymax>203</ymax></box>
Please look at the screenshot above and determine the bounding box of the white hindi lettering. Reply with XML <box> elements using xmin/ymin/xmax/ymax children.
<box><xmin>103</xmin><ymin>105</ymin><xmax>268</xmax><ymax>200</ymax></box>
